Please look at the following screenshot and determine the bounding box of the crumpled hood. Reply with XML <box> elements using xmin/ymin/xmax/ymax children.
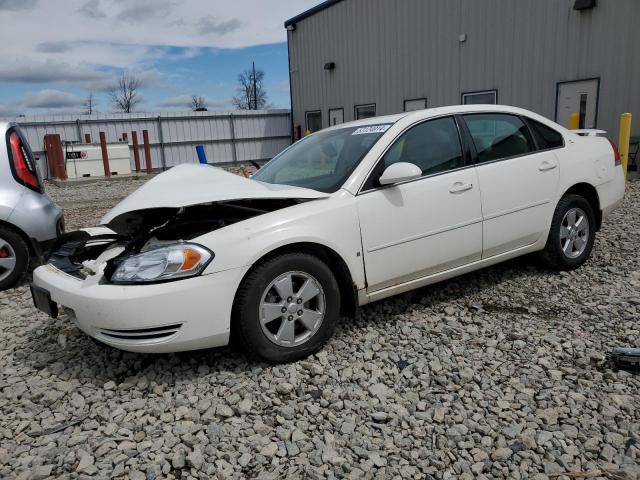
<box><xmin>100</xmin><ymin>164</ymin><xmax>328</xmax><ymax>225</ymax></box>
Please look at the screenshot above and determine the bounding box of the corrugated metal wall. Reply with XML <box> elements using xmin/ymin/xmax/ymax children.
<box><xmin>1</xmin><ymin>110</ymin><xmax>291</xmax><ymax>177</ymax></box>
<box><xmin>289</xmin><ymin>0</ymin><xmax>640</xmax><ymax>139</ymax></box>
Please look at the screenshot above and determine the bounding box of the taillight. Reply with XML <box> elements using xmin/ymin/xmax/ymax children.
<box><xmin>7</xmin><ymin>130</ymin><xmax>41</xmax><ymax>192</ymax></box>
<box><xmin>608</xmin><ymin>139</ymin><xmax>621</xmax><ymax>166</ymax></box>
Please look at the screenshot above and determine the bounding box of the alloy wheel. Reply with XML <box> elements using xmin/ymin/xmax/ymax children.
<box><xmin>259</xmin><ymin>271</ymin><xmax>326</xmax><ymax>347</ymax></box>
<box><xmin>560</xmin><ymin>207</ymin><xmax>589</xmax><ymax>259</ymax></box>
<box><xmin>0</xmin><ymin>238</ymin><xmax>17</xmax><ymax>283</ymax></box>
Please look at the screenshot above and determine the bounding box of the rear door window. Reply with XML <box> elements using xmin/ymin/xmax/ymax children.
<box><xmin>463</xmin><ymin>113</ymin><xmax>535</xmax><ymax>163</ymax></box>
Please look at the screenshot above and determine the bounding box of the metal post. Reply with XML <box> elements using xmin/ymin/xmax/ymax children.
<box><xmin>44</xmin><ymin>134</ymin><xmax>66</xmax><ymax>180</ymax></box>
<box><xmin>619</xmin><ymin>113</ymin><xmax>633</xmax><ymax>178</ymax></box>
<box><xmin>76</xmin><ymin>119</ymin><xmax>82</xmax><ymax>143</ymax></box>
<box><xmin>195</xmin><ymin>145</ymin><xmax>208</xmax><ymax>164</ymax></box>
<box><xmin>569</xmin><ymin>112</ymin><xmax>580</xmax><ymax>130</ymax></box>
<box><xmin>131</xmin><ymin>130</ymin><xmax>141</xmax><ymax>173</ymax></box>
<box><xmin>54</xmin><ymin>135</ymin><xmax>67</xmax><ymax>181</ymax></box>
<box><xmin>99</xmin><ymin>132</ymin><xmax>110</xmax><ymax>178</ymax></box>
<box><xmin>157</xmin><ymin>116</ymin><xmax>167</xmax><ymax>171</ymax></box>
<box><xmin>142</xmin><ymin>129</ymin><xmax>152</xmax><ymax>174</ymax></box>
<box><xmin>229</xmin><ymin>114</ymin><xmax>238</xmax><ymax>163</ymax></box>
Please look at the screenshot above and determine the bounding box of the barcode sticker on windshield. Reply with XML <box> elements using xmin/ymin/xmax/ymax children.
<box><xmin>352</xmin><ymin>125</ymin><xmax>392</xmax><ymax>135</ymax></box>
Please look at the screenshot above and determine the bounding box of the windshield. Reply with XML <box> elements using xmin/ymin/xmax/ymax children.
<box><xmin>252</xmin><ymin>125</ymin><xmax>392</xmax><ymax>193</ymax></box>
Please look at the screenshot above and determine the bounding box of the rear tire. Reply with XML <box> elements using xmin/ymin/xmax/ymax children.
<box><xmin>0</xmin><ymin>226</ymin><xmax>29</xmax><ymax>291</ymax></box>
<box><xmin>540</xmin><ymin>195</ymin><xmax>596</xmax><ymax>271</ymax></box>
<box><xmin>233</xmin><ymin>252</ymin><xmax>341</xmax><ymax>363</ymax></box>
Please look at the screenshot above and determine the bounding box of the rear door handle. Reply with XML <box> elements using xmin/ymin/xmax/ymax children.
<box><xmin>539</xmin><ymin>161</ymin><xmax>558</xmax><ymax>172</ymax></box>
<box><xmin>450</xmin><ymin>182</ymin><xmax>473</xmax><ymax>194</ymax></box>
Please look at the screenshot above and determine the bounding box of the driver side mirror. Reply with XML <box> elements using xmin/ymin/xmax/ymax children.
<box><xmin>378</xmin><ymin>162</ymin><xmax>422</xmax><ymax>186</ymax></box>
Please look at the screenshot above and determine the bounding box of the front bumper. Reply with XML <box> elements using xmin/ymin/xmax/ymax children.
<box><xmin>32</xmin><ymin>263</ymin><xmax>247</xmax><ymax>353</ymax></box>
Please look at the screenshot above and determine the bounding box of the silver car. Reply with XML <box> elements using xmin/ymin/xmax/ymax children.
<box><xmin>0</xmin><ymin>122</ymin><xmax>63</xmax><ymax>290</ymax></box>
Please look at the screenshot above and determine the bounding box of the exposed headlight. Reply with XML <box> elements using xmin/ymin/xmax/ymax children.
<box><xmin>111</xmin><ymin>243</ymin><xmax>213</xmax><ymax>284</ymax></box>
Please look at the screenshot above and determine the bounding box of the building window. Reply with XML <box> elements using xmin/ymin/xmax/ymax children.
<box><xmin>404</xmin><ymin>98</ymin><xmax>427</xmax><ymax>112</ymax></box>
<box><xmin>355</xmin><ymin>103</ymin><xmax>376</xmax><ymax>120</ymax></box>
<box><xmin>328</xmin><ymin>108</ymin><xmax>344</xmax><ymax>126</ymax></box>
<box><xmin>305</xmin><ymin>110</ymin><xmax>322</xmax><ymax>133</ymax></box>
<box><xmin>462</xmin><ymin>90</ymin><xmax>498</xmax><ymax>105</ymax></box>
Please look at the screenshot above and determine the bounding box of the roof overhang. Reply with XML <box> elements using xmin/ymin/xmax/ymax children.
<box><xmin>284</xmin><ymin>0</ymin><xmax>345</xmax><ymax>27</ymax></box>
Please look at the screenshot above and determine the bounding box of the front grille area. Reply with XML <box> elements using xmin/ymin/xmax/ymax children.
<box><xmin>98</xmin><ymin>323</ymin><xmax>182</xmax><ymax>342</ymax></box>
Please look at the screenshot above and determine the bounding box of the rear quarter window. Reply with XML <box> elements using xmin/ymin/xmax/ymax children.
<box><xmin>527</xmin><ymin>119</ymin><xmax>564</xmax><ymax>150</ymax></box>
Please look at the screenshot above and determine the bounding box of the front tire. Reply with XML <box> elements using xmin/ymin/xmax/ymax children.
<box><xmin>233</xmin><ymin>252</ymin><xmax>341</xmax><ymax>363</ymax></box>
<box><xmin>0</xmin><ymin>226</ymin><xmax>29</xmax><ymax>291</ymax></box>
<box><xmin>540</xmin><ymin>194</ymin><xmax>596</xmax><ymax>271</ymax></box>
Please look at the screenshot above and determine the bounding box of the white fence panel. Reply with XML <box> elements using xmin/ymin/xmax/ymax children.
<box><xmin>1</xmin><ymin>110</ymin><xmax>291</xmax><ymax>178</ymax></box>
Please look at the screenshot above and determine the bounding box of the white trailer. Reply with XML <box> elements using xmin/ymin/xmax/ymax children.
<box><xmin>65</xmin><ymin>143</ymin><xmax>132</xmax><ymax>179</ymax></box>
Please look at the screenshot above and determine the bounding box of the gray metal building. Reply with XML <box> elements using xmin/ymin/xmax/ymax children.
<box><xmin>285</xmin><ymin>0</ymin><xmax>639</xmax><ymax>139</ymax></box>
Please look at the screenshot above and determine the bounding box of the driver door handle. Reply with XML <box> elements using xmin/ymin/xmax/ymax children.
<box><xmin>450</xmin><ymin>182</ymin><xmax>473</xmax><ymax>194</ymax></box>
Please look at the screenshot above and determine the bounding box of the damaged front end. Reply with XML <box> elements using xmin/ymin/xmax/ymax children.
<box><xmin>47</xmin><ymin>198</ymin><xmax>304</xmax><ymax>283</ymax></box>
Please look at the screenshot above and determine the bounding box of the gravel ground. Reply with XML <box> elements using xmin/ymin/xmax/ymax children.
<box><xmin>1</xmin><ymin>176</ymin><xmax>639</xmax><ymax>480</ymax></box>
<box><xmin>46</xmin><ymin>178</ymin><xmax>149</xmax><ymax>231</ymax></box>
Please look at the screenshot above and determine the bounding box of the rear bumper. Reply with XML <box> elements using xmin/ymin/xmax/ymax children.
<box><xmin>8</xmin><ymin>190</ymin><xmax>63</xmax><ymax>244</ymax></box>
<box><xmin>32</xmin><ymin>263</ymin><xmax>247</xmax><ymax>353</ymax></box>
<box><xmin>598</xmin><ymin>166</ymin><xmax>626</xmax><ymax>221</ymax></box>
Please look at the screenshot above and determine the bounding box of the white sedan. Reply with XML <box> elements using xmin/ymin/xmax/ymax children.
<box><xmin>32</xmin><ymin>105</ymin><xmax>625</xmax><ymax>363</ymax></box>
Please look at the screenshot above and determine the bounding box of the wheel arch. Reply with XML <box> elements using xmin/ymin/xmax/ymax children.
<box><xmin>235</xmin><ymin>241</ymin><xmax>359</xmax><ymax>319</ymax></box>
<box><xmin>561</xmin><ymin>183</ymin><xmax>602</xmax><ymax>230</ymax></box>
<box><xmin>0</xmin><ymin>219</ymin><xmax>35</xmax><ymax>255</ymax></box>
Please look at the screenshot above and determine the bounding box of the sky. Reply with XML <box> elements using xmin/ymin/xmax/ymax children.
<box><xmin>0</xmin><ymin>0</ymin><xmax>321</xmax><ymax>116</ymax></box>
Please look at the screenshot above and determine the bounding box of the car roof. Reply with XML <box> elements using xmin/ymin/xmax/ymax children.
<box><xmin>323</xmin><ymin>104</ymin><xmax>560</xmax><ymax>132</ymax></box>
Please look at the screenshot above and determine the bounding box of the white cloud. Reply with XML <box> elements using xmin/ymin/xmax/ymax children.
<box><xmin>0</xmin><ymin>0</ymin><xmax>319</xmax><ymax>84</ymax></box>
<box><xmin>157</xmin><ymin>94</ymin><xmax>231</xmax><ymax>110</ymax></box>
<box><xmin>77</xmin><ymin>0</ymin><xmax>106</xmax><ymax>18</ymax></box>
<box><xmin>23</xmin><ymin>89</ymin><xmax>84</xmax><ymax>109</ymax></box>
<box><xmin>36</xmin><ymin>41</ymin><xmax>74</xmax><ymax>53</ymax></box>
<box><xmin>0</xmin><ymin>0</ymin><xmax>317</xmax><ymax>112</ymax></box>
<box><xmin>0</xmin><ymin>100</ymin><xmax>22</xmax><ymax>117</ymax></box>
<box><xmin>0</xmin><ymin>59</ymin><xmax>112</xmax><ymax>85</ymax></box>
<box><xmin>276</xmin><ymin>79</ymin><xmax>291</xmax><ymax>94</ymax></box>
<box><xmin>0</xmin><ymin>89</ymin><xmax>89</xmax><ymax>117</ymax></box>
<box><xmin>195</xmin><ymin>15</ymin><xmax>243</xmax><ymax>35</ymax></box>
<box><xmin>157</xmin><ymin>94</ymin><xmax>192</xmax><ymax>108</ymax></box>
<box><xmin>116</xmin><ymin>0</ymin><xmax>178</xmax><ymax>23</ymax></box>
<box><xmin>0</xmin><ymin>0</ymin><xmax>38</xmax><ymax>10</ymax></box>
<box><xmin>1</xmin><ymin>1</ymin><xmax>319</xmax><ymax>54</ymax></box>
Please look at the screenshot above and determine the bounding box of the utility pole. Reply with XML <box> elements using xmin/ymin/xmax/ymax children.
<box><xmin>252</xmin><ymin>61</ymin><xmax>257</xmax><ymax>110</ymax></box>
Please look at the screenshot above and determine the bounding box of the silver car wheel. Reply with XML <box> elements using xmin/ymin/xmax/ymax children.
<box><xmin>259</xmin><ymin>271</ymin><xmax>326</xmax><ymax>348</ymax></box>
<box><xmin>0</xmin><ymin>238</ymin><xmax>17</xmax><ymax>283</ymax></box>
<box><xmin>560</xmin><ymin>207</ymin><xmax>589</xmax><ymax>259</ymax></box>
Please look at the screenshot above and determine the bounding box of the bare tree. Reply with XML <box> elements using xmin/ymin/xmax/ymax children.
<box><xmin>82</xmin><ymin>91</ymin><xmax>95</xmax><ymax>115</ymax></box>
<box><xmin>190</xmin><ymin>95</ymin><xmax>208</xmax><ymax>111</ymax></box>
<box><xmin>108</xmin><ymin>73</ymin><xmax>142</xmax><ymax>113</ymax></box>
<box><xmin>232</xmin><ymin>62</ymin><xmax>268</xmax><ymax>110</ymax></box>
